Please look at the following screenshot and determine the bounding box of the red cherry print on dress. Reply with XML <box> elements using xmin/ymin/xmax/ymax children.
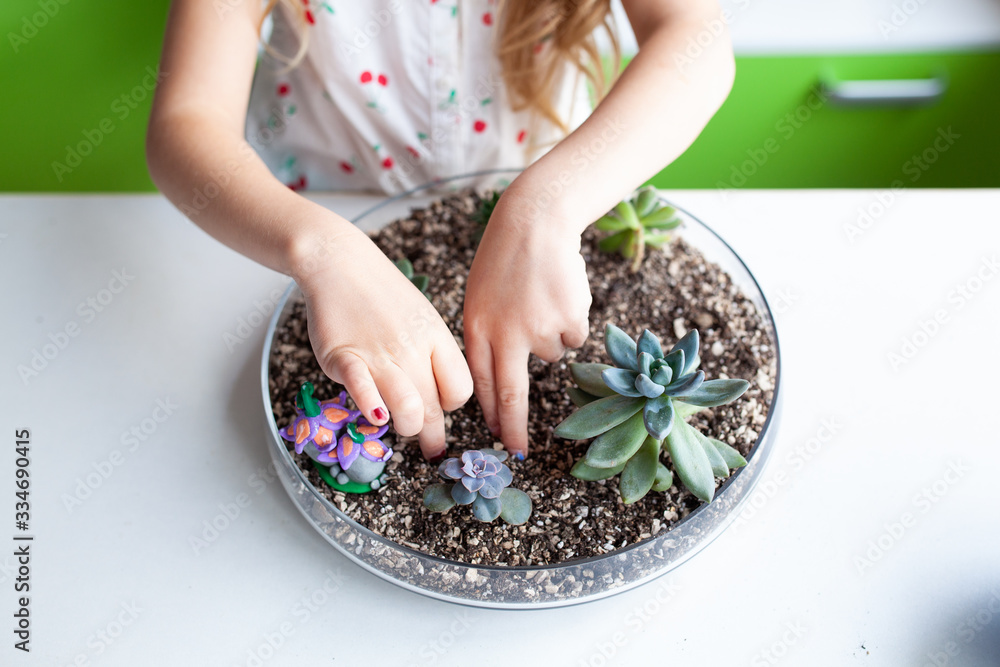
<box><xmin>277</xmin><ymin>83</ymin><xmax>290</xmax><ymax>96</ymax></box>
<box><xmin>517</xmin><ymin>129</ymin><xmax>527</xmax><ymax>143</ymax></box>
<box><xmin>483</xmin><ymin>12</ymin><xmax>492</xmax><ymax>26</ymax></box>
<box><xmin>287</xmin><ymin>175</ymin><xmax>307</xmax><ymax>191</ymax></box>
<box><xmin>377</xmin><ymin>73</ymin><xmax>388</xmax><ymax>86</ymax></box>
<box><xmin>360</xmin><ymin>71</ymin><xmax>373</xmax><ymax>84</ymax></box>
<box><xmin>340</xmin><ymin>161</ymin><xmax>354</xmax><ymax>173</ymax></box>
<box><xmin>305</xmin><ymin>10</ymin><xmax>315</xmax><ymax>24</ymax></box>
<box><xmin>406</xmin><ymin>145</ymin><xmax>420</xmax><ymax>160</ymax></box>
<box><xmin>473</xmin><ymin>120</ymin><xmax>487</xmax><ymax>133</ymax></box>
<box><xmin>382</xmin><ymin>157</ymin><xmax>394</xmax><ymax>169</ymax></box>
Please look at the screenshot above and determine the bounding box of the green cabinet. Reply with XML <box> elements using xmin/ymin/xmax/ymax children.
<box><xmin>650</xmin><ymin>51</ymin><xmax>1000</xmax><ymax>189</ymax></box>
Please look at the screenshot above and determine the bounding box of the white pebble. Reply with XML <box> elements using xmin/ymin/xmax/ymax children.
<box><xmin>711</xmin><ymin>341</ymin><xmax>724</xmax><ymax>356</ymax></box>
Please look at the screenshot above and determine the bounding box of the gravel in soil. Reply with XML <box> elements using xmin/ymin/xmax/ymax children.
<box><xmin>268</xmin><ymin>190</ymin><xmax>776</xmax><ymax>567</ymax></box>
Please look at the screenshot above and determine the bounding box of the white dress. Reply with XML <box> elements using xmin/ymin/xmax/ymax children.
<box><xmin>245</xmin><ymin>0</ymin><xmax>592</xmax><ymax>193</ymax></box>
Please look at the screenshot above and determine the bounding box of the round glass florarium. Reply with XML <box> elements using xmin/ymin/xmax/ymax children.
<box><xmin>260</xmin><ymin>170</ymin><xmax>782</xmax><ymax>609</ymax></box>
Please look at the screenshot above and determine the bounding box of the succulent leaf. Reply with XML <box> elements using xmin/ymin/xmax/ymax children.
<box><xmin>582</xmin><ymin>410</ymin><xmax>649</xmax><ymax>469</ymax></box>
<box><xmin>637</xmin><ymin>351</ymin><xmax>654</xmax><ymax>377</ymax></box>
<box><xmin>598</xmin><ymin>229</ymin><xmax>630</xmax><ymax>253</ymax></box>
<box><xmin>674</xmin><ymin>378</ymin><xmax>750</xmax><ymax>407</ymax></box>
<box><xmin>635</xmin><ymin>373</ymin><xmax>665</xmax><ymax>399</ymax></box>
<box><xmin>637</xmin><ymin>330</ymin><xmax>663</xmax><ymax>360</ymax></box>
<box><xmin>698</xmin><ymin>433</ymin><xmax>730</xmax><ymax>479</ymax></box>
<box><xmin>644</xmin><ymin>232</ymin><xmax>672</xmax><ymax>249</ymax></box>
<box><xmin>499</xmin><ymin>488</ymin><xmax>532</xmax><ymax>525</ymax></box>
<box><xmin>394</xmin><ymin>258</ymin><xmax>414</xmax><ymax>279</ymax></box>
<box><xmin>670</xmin><ymin>330</ymin><xmax>700</xmax><ymax>375</ymax></box>
<box><xmin>665</xmin><ymin>419</ymin><xmax>716</xmax><ymax>502</ymax></box>
<box><xmin>642</xmin><ymin>206</ymin><xmax>680</xmax><ymax>228</ymax></box>
<box><xmin>553</xmin><ymin>394</ymin><xmax>645</xmax><ymax>440</ymax></box>
<box><xmin>619</xmin><ymin>436</ymin><xmax>659</xmax><ymax>504</ymax></box>
<box><xmin>451</xmin><ymin>482</ymin><xmax>476</xmax><ymax>505</ymax></box>
<box><xmin>571</xmin><ymin>458</ymin><xmax>626</xmax><ymax>481</ymax></box>
<box><xmin>652</xmin><ymin>463</ymin><xmax>674</xmax><ymax>492</ymax></box>
<box><xmin>570</xmin><ymin>363</ymin><xmax>615</xmax><ymax>397</ymax></box>
<box><xmin>614</xmin><ymin>200</ymin><xmax>641</xmax><ymax>230</ymax></box>
<box><xmin>478</xmin><ymin>448</ymin><xmax>508</xmax><ymax>463</ymax></box>
<box><xmin>651</xmin><ymin>365</ymin><xmax>673</xmax><ymax>386</ymax></box>
<box><xmin>662</xmin><ymin>349</ymin><xmax>686</xmax><ymax>380</ymax></box>
<box><xmin>604</xmin><ymin>324</ymin><xmax>639</xmax><ymax>371</ymax></box>
<box><xmin>568</xmin><ymin>387</ymin><xmax>600</xmax><ymax>407</ymax></box>
<box><xmin>643</xmin><ymin>393</ymin><xmax>675</xmax><ymax>441</ymax></box>
<box><xmin>423</xmin><ymin>483</ymin><xmax>457</xmax><ymax>512</ymax></box>
<box><xmin>673</xmin><ymin>400</ymin><xmax>702</xmax><ymax>419</ymax></box>
<box><xmin>412</xmin><ymin>274</ymin><xmax>430</xmax><ymax>293</ymax></box>
<box><xmin>602</xmin><ymin>368</ymin><xmax>642</xmax><ymax>397</ymax></box>
<box><xmin>472</xmin><ymin>494</ymin><xmax>503</xmax><ymax>522</ymax></box>
<box><xmin>666</xmin><ymin>370</ymin><xmax>705</xmax><ymax>396</ymax></box>
<box><xmin>709</xmin><ymin>438</ymin><xmax>748</xmax><ymax>469</ymax></box>
<box><xmin>634</xmin><ymin>187</ymin><xmax>659</xmax><ymax>217</ymax></box>
<box><xmin>596</xmin><ymin>214</ymin><xmax>629</xmax><ymax>232</ymax></box>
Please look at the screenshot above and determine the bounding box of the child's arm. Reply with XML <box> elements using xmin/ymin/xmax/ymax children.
<box><xmin>147</xmin><ymin>0</ymin><xmax>472</xmax><ymax>460</ymax></box>
<box><xmin>465</xmin><ymin>0</ymin><xmax>735</xmax><ymax>457</ymax></box>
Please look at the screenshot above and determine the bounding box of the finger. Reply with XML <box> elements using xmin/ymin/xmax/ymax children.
<box><xmin>494</xmin><ymin>343</ymin><xmax>531</xmax><ymax>459</ymax></box>
<box><xmin>561</xmin><ymin>317</ymin><xmax>590</xmax><ymax>349</ymax></box>
<box><xmin>465</xmin><ymin>328</ymin><xmax>500</xmax><ymax>437</ymax></box>
<box><xmin>324</xmin><ymin>351</ymin><xmax>389</xmax><ymax>425</ymax></box>
<box><xmin>370</xmin><ymin>360</ymin><xmax>425</xmax><ymax>437</ymax></box>
<box><xmin>416</xmin><ymin>390</ymin><xmax>446</xmax><ymax>461</ymax></box>
<box><xmin>432</xmin><ymin>335</ymin><xmax>474</xmax><ymax>412</ymax></box>
<box><xmin>533</xmin><ymin>336</ymin><xmax>565</xmax><ymax>364</ymax></box>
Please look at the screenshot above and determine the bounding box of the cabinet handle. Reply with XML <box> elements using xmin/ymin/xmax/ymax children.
<box><xmin>821</xmin><ymin>76</ymin><xmax>947</xmax><ymax>107</ymax></box>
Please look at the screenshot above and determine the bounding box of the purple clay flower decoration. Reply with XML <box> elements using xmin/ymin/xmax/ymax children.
<box><xmin>280</xmin><ymin>383</ymin><xmax>360</xmax><ymax>455</ymax></box>
<box><xmin>316</xmin><ymin>416</ymin><xmax>392</xmax><ymax>470</ymax></box>
<box><xmin>440</xmin><ymin>450</ymin><xmax>512</xmax><ymax>500</ymax></box>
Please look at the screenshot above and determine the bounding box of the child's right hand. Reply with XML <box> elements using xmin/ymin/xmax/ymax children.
<box><xmin>293</xmin><ymin>225</ymin><xmax>473</xmax><ymax>461</ymax></box>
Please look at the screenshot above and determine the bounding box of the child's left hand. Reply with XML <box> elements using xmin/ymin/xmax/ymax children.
<box><xmin>463</xmin><ymin>188</ymin><xmax>592</xmax><ymax>458</ymax></box>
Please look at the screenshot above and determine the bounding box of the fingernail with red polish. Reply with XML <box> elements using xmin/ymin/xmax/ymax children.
<box><xmin>373</xmin><ymin>407</ymin><xmax>388</xmax><ymax>422</ymax></box>
<box><xmin>428</xmin><ymin>451</ymin><xmax>446</xmax><ymax>465</ymax></box>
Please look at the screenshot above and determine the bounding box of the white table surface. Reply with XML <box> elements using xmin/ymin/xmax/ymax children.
<box><xmin>1</xmin><ymin>189</ymin><xmax>998</xmax><ymax>666</ymax></box>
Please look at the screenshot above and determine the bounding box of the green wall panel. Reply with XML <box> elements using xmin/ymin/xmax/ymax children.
<box><xmin>0</xmin><ymin>0</ymin><xmax>170</xmax><ymax>191</ymax></box>
<box><xmin>2</xmin><ymin>2</ymin><xmax>997</xmax><ymax>191</ymax></box>
<box><xmin>650</xmin><ymin>51</ymin><xmax>1000</xmax><ymax>189</ymax></box>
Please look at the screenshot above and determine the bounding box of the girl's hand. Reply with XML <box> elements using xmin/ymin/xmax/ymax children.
<box><xmin>463</xmin><ymin>188</ymin><xmax>592</xmax><ymax>458</ymax></box>
<box><xmin>294</xmin><ymin>226</ymin><xmax>473</xmax><ymax>461</ymax></box>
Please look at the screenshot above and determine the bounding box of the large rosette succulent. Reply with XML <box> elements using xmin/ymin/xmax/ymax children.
<box><xmin>423</xmin><ymin>449</ymin><xmax>532</xmax><ymax>525</ymax></box>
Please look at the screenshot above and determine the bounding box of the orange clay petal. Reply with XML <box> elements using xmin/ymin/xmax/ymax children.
<box><xmin>339</xmin><ymin>435</ymin><xmax>354</xmax><ymax>457</ymax></box>
<box><xmin>357</xmin><ymin>425</ymin><xmax>379</xmax><ymax>435</ymax></box>
<box><xmin>363</xmin><ymin>440</ymin><xmax>385</xmax><ymax>457</ymax></box>
<box><xmin>323</xmin><ymin>407</ymin><xmax>349</xmax><ymax>422</ymax></box>
<box><xmin>294</xmin><ymin>420</ymin><xmax>311</xmax><ymax>445</ymax></box>
<box><xmin>314</xmin><ymin>427</ymin><xmax>334</xmax><ymax>447</ymax></box>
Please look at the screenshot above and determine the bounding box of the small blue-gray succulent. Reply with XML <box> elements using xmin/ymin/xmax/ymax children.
<box><xmin>423</xmin><ymin>449</ymin><xmax>532</xmax><ymax>525</ymax></box>
<box><xmin>556</xmin><ymin>324</ymin><xmax>750</xmax><ymax>505</ymax></box>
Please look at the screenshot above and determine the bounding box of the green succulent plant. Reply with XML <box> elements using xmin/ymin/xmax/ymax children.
<box><xmin>596</xmin><ymin>186</ymin><xmax>681</xmax><ymax>272</ymax></box>
<box><xmin>471</xmin><ymin>190</ymin><xmax>501</xmax><ymax>243</ymax></box>
<box><xmin>394</xmin><ymin>258</ymin><xmax>430</xmax><ymax>299</ymax></box>
<box><xmin>555</xmin><ymin>324</ymin><xmax>750</xmax><ymax>505</ymax></box>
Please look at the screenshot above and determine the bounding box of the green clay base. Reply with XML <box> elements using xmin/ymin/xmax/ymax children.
<box><xmin>311</xmin><ymin>459</ymin><xmax>374</xmax><ymax>494</ymax></box>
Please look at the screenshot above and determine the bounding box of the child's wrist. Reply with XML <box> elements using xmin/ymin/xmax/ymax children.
<box><xmin>286</xmin><ymin>208</ymin><xmax>363</xmax><ymax>285</ymax></box>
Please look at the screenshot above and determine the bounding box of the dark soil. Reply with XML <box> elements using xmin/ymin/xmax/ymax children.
<box><xmin>268</xmin><ymin>190</ymin><xmax>776</xmax><ymax>567</ymax></box>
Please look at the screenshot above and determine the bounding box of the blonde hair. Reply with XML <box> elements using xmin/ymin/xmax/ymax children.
<box><xmin>259</xmin><ymin>0</ymin><xmax>619</xmax><ymax>132</ymax></box>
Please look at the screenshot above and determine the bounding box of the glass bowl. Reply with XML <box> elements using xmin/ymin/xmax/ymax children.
<box><xmin>260</xmin><ymin>170</ymin><xmax>782</xmax><ymax>609</ymax></box>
